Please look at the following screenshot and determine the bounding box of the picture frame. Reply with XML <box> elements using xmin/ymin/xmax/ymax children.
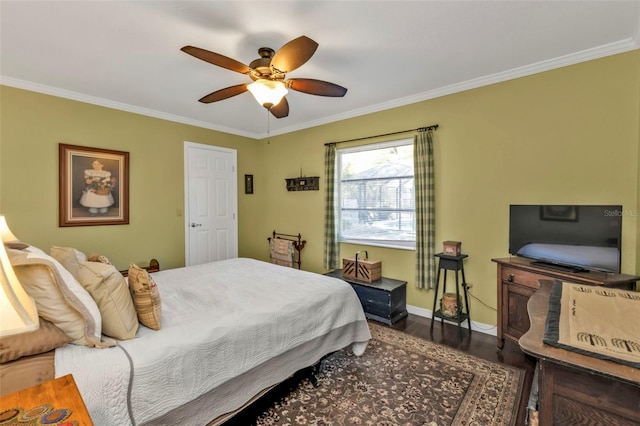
<box><xmin>540</xmin><ymin>205</ymin><xmax>578</xmax><ymax>222</ymax></box>
<box><xmin>245</xmin><ymin>174</ymin><xmax>254</xmax><ymax>194</ymax></box>
<box><xmin>59</xmin><ymin>144</ymin><xmax>129</xmax><ymax>227</ymax></box>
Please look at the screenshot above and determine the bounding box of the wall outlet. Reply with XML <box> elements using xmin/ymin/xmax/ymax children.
<box><xmin>465</xmin><ymin>282</ymin><xmax>473</xmax><ymax>289</ymax></box>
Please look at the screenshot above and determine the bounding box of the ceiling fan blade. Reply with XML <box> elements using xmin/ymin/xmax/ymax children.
<box><xmin>287</xmin><ymin>78</ymin><xmax>347</xmax><ymax>97</ymax></box>
<box><xmin>198</xmin><ymin>84</ymin><xmax>248</xmax><ymax>103</ymax></box>
<box><xmin>270</xmin><ymin>36</ymin><xmax>318</xmax><ymax>73</ymax></box>
<box><xmin>181</xmin><ymin>46</ymin><xmax>252</xmax><ymax>75</ymax></box>
<box><xmin>269</xmin><ymin>97</ymin><xmax>289</xmax><ymax>118</ymax></box>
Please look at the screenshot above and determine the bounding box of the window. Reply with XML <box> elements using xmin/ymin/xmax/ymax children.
<box><xmin>337</xmin><ymin>138</ymin><xmax>415</xmax><ymax>249</ymax></box>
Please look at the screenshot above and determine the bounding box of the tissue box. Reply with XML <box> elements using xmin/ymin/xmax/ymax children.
<box><xmin>342</xmin><ymin>253</ymin><xmax>382</xmax><ymax>282</ymax></box>
<box><xmin>442</xmin><ymin>241</ymin><xmax>462</xmax><ymax>256</ymax></box>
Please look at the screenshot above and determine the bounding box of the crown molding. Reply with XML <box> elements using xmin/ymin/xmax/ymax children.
<box><xmin>269</xmin><ymin>37</ymin><xmax>640</xmax><ymax>138</ymax></box>
<box><xmin>0</xmin><ymin>76</ymin><xmax>262</xmax><ymax>139</ymax></box>
<box><xmin>3</xmin><ymin>36</ymin><xmax>638</xmax><ymax>141</ymax></box>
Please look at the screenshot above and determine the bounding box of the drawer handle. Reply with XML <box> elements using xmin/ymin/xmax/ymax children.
<box><xmin>507</xmin><ymin>274</ymin><xmax>514</xmax><ymax>283</ymax></box>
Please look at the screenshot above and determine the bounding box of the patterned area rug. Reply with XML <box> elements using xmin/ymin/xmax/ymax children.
<box><xmin>256</xmin><ymin>323</ymin><xmax>524</xmax><ymax>426</ymax></box>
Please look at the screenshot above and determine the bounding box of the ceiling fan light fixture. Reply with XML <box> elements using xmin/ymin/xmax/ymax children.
<box><xmin>247</xmin><ymin>79</ymin><xmax>288</xmax><ymax>108</ymax></box>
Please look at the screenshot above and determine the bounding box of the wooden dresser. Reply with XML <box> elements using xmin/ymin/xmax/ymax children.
<box><xmin>520</xmin><ymin>280</ymin><xmax>640</xmax><ymax>425</ymax></box>
<box><xmin>492</xmin><ymin>257</ymin><xmax>639</xmax><ymax>350</ymax></box>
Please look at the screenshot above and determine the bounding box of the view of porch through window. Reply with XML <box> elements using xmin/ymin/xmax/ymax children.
<box><xmin>338</xmin><ymin>139</ymin><xmax>415</xmax><ymax>248</ymax></box>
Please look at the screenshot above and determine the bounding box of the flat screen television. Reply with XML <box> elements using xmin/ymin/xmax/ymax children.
<box><xmin>509</xmin><ymin>205</ymin><xmax>622</xmax><ymax>273</ymax></box>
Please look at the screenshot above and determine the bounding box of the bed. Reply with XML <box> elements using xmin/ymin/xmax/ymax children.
<box><xmin>1</xmin><ymin>246</ymin><xmax>371</xmax><ymax>425</ymax></box>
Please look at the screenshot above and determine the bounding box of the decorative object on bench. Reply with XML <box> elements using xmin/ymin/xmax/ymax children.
<box><xmin>342</xmin><ymin>251</ymin><xmax>381</xmax><ymax>283</ymax></box>
<box><xmin>268</xmin><ymin>231</ymin><xmax>306</xmax><ymax>269</ymax></box>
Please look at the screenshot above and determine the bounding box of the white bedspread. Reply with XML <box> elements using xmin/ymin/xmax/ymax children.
<box><xmin>55</xmin><ymin>258</ymin><xmax>370</xmax><ymax>425</ymax></box>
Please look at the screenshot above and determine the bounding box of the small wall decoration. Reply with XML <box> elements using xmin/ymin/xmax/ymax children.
<box><xmin>59</xmin><ymin>144</ymin><xmax>129</xmax><ymax>227</ymax></box>
<box><xmin>245</xmin><ymin>174</ymin><xmax>254</xmax><ymax>194</ymax></box>
<box><xmin>285</xmin><ymin>176</ymin><xmax>319</xmax><ymax>191</ymax></box>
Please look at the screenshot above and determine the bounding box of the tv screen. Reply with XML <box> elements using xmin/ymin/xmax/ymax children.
<box><xmin>509</xmin><ymin>205</ymin><xmax>622</xmax><ymax>273</ymax></box>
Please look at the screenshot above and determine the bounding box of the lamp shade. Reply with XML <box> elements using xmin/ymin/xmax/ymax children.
<box><xmin>0</xmin><ymin>216</ymin><xmax>38</xmax><ymax>337</ymax></box>
<box><xmin>247</xmin><ymin>79</ymin><xmax>288</xmax><ymax>108</ymax></box>
<box><xmin>0</xmin><ymin>216</ymin><xmax>19</xmax><ymax>244</ymax></box>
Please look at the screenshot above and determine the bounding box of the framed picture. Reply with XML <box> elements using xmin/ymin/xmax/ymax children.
<box><xmin>59</xmin><ymin>144</ymin><xmax>129</xmax><ymax>227</ymax></box>
<box><xmin>245</xmin><ymin>174</ymin><xmax>254</xmax><ymax>194</ymax></box>
<box><xmin>540</xmin><ymin>205</ymin><xmax>578</xmax><ymax>222</ymax></box>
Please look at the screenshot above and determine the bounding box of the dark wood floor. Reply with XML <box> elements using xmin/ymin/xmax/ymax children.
<box><xmin>226</xmin><ymin>314</ymin><xmax>536</xmax><ymax>425</ymax></box>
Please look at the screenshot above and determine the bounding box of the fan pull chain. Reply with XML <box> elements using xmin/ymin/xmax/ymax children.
<box><xmin>266</xmin><ymin>107</ymin><xmax>271</xmax><ymax>144</ymax></box>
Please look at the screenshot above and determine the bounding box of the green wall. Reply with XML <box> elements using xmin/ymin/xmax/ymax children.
<box><xmin>0</xmin><ymin>87</ymin><xmax>260</xmax><ymax>270</ymax></box>
<box><xmin>1</xmin><ymin>49</ymin><xmax>639</xmax><ymax>327</ymax></box>
<box><xmin>251</xmin><ymin>50</ymin><xmax>640</xmax><ymax>326</ymax></box>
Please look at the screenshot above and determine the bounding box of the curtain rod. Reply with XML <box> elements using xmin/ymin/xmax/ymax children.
<box><xmin>324</xmin><ymin>124</ymin><xmax>438</xmax><ymax>146</ymax></box>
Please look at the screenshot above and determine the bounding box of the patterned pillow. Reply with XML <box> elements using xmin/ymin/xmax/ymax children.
<box><xmin>128</xmin><ymin>264</ymin><xmax>162</xmax><ymax>330</ymax></box>
<box><xmin>78</xmin><ymin>261</ymin><xmax>139</xmax><ymax>340</ymax></box>
<box><xmin>8</xmin><ymin>247</ymin><xmax>107</xmax><ymax>347</ymax></box>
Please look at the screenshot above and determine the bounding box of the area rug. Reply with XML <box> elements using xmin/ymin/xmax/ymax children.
<box><xmin>256</xmin><ymin>323</ymin><xmax>524</xmax><ymax>426</ymax></box>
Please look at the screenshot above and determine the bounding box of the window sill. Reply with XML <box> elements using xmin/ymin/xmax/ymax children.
<box><xmin>340</xmin><ymin>239</ymin><xmax>415</xmax><ymax>251</ymax></box>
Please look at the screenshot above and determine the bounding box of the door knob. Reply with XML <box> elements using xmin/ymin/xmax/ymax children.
<box><xmin>190</xmin><ymin>222</ymin><xmax>202</xmax><ymax>227</ymax></box>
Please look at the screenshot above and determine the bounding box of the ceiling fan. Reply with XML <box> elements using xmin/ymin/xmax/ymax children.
<box><xmin>181</xmin><ymin>36</ymin><xmax>347</xmax><ymax>118</ymax></box>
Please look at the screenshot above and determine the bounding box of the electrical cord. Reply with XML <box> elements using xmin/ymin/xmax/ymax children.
<box><xmin>463</xmin><ymin>287</ymin><xmax>499</xmax><ymax>331</ymax></box>
<box><xmin>466</xmin><ymin>287</ymin><xmax>497</xmax><ymax>312</ymax></box>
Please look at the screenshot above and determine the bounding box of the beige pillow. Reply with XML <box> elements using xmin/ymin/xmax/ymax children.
<box><xmin>128</xmin><ymin>264</ymin><xmax>162</xmax><ymax>330</ymax></box>
<box><xmin>50</xmin><ymin>246</ymin><xmax>87</xmax><ymax>281</ymax></box>
<box><xmin>0</xmin><ymin>319</ymin><xmax>71</xmax><ymax>363</ymax></box>
<box><xmin>87</xmin><ymin>253</ymin><xmax>112</xmax><ymax>265</ymax></box>
<box><xmin>78</xmin><ymin>261</ymin><xmax>139</xmax><ymax>340</ymax></box>
<box><xmin>8</xmin><ymin>246</ymin><xmax>106</xmax><ymax>347</ymax></box>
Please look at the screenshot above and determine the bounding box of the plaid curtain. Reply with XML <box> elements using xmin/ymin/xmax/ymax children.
<box><xmin>323</xmin><ymin>143</ymin><xmax>340</xmax><ymax>270</ymax></box>
<box><xmin>414</xmin><ymin>130</ymin><xmax>436</xmax><ymax>289</ymax></box>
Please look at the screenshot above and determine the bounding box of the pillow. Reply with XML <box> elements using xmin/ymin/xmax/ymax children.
<box><xmin>87</xmin><ymin>253</ymin><xmax>111</xmax><ymax>265</ymax></box>
<box><xmin>50</xmin><ymin>246</ymin><xmax>87</xmax><ymax>280</ymax></box>
<box><xmin>77</xmin><ymin>261</ymin><xmax>139</xmax><ymax>339</ymax></box>
<box><xmin>0</xmin><ymin>319</ymin><xmax>71</xmax><ymax>363</ymax></box>
<box><xmin>128</xmin><ymin>264</ymin><xmax>162</xmax><ymax>330</ymax></box>
<box><xmin>8</xmin><ymin>246</ymin><xmax>108</xmax><ymax>347</ymax></box>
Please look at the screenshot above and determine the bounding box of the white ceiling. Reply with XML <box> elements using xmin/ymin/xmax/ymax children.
<box><xmin>2</xmin><ymin>1</ymin><xmax>639</xmax><ymax>139</ymax></box>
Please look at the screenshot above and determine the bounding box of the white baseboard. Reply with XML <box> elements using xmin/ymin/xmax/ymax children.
<box><xmin>406</xmin><ymin>304</ymin><xmax>497</xmax><ymax>337</ymax></box>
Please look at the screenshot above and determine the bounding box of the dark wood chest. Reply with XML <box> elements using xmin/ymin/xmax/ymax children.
<box><xmin>324</xmin><ymin>269</ymin><xmax>408</xmax><ymax>325</ymax></box>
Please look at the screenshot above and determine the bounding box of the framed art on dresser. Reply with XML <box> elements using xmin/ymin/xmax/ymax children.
<box><xmin>59</xmin><ymin>144</ymin><xmax>129</xmax><ymax>227</ymax></box>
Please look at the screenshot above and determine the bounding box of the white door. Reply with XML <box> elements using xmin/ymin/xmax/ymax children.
<box><xmin>184</xmin><ymin>142</ymin><xmax>238</xmax><ymax>266</ymax></box>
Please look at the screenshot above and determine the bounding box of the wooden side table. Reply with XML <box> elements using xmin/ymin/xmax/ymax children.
<box><xmin>430</xmin><ymin>253</ymin><xmax>471</xmax><ymax>339</ymax></box>
<box><xmin>0</xmin><ymin>374</ymin><xmax>93</xmax><ymax>425</ymax></box>
<box><xmin>324</xmin><ymin>269</ymin><xmax>408</xmax><ymax>325</ymax></box>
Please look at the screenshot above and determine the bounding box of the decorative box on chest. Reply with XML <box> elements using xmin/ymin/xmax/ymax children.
<box><xmin>342</xmin><ymin>251</ymin><xmax>382</xmax><ymax>283</ymax></box>
<box><xmin>442</xmin><ymin>241</ymin><xmax>461</xmax><ymax>256</ymax></box>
